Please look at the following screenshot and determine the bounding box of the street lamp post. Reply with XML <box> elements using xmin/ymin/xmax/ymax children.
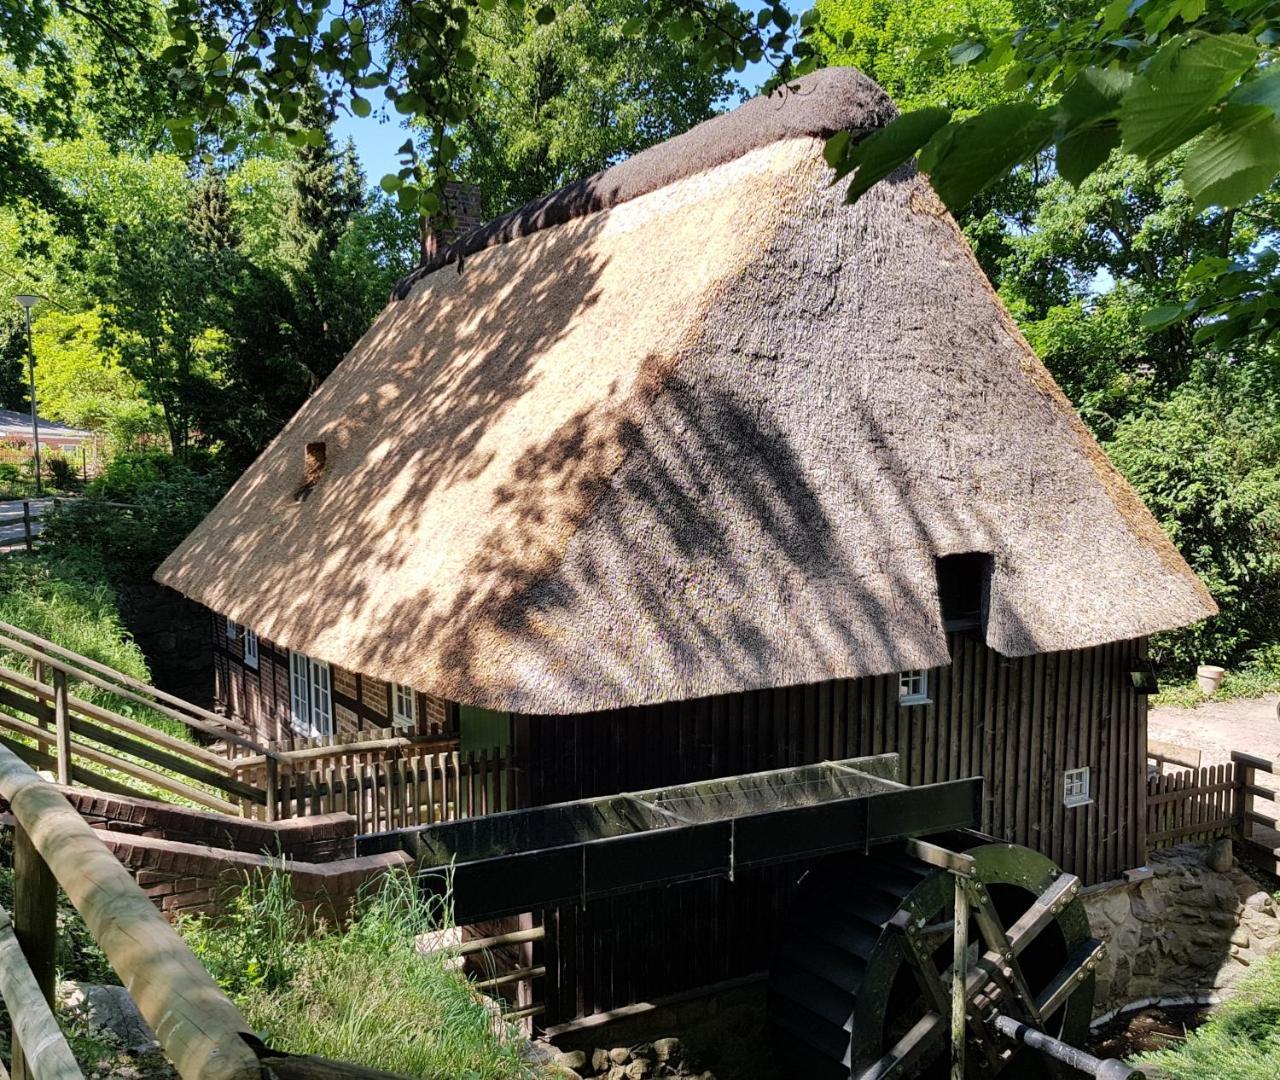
<box><xmin>13</xmin><ymin>294</ymin><xmax>42</xmax><ymax>496</ymax></box>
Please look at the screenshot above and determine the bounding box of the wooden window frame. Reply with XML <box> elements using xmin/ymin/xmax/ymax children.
<box><xmin>1063</xmin><ymin>766</ymin><xmax>1091</xmax><ymax>808</ymax></box>
<box><xmin>242</xmin><ymin>629</ymin><xmax>259</xmax><ymax>670</ymax></box>
<box><xmin>289</xmin><ymin>651</ymin><xmax>334</xmax><ymax>738</ymax></box>
<box><xmin>391</xmin><ymin>683</ymin><xmax>418</xmax><ymax>730</ymax></box>
<box><xmin>225</xmin><ymin>616</ymin><xmax>237</xmax><ymax>641</ymax></box>
<box><xmin>898</xmin><ymin>669</ymin><xmax>930</xmax><ymax>706</ymax></box>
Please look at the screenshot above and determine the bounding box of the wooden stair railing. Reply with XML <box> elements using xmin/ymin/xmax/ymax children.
<box><xmin>0</xmin><ymin>622</ymin><xmax>285</xmax><ymax>819</ymax></box>
<box><xmin>0</xmin><ymin>742</ymin><xmax>413</xmax><ymax>1079</ymax></box>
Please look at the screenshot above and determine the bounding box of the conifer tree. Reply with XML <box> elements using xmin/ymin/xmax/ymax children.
<box><xmin>189</xmin><ymin>174</ymin><xmax>240</xmax><ymax>253</ymax></box>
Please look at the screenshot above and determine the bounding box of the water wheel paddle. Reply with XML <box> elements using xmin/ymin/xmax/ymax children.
<box><xmin>768</xmin><ymin>834</ymin><xmax>1112</xmax><ymax>1079</ymax></box>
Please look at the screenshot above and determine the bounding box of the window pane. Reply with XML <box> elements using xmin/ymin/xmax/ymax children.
<box><xmin>289</xmin><ymin>652</ymin><xmax>310</xmax><ymax>733</ymax></box>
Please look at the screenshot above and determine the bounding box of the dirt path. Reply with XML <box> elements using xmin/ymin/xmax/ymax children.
<box><xmin>1149</xmin><ymin>694</ymin><xmax>1280</xmax><ymax>767</ymax></box>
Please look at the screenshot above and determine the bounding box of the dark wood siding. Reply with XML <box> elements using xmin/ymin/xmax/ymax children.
<box><xmin>514</xmin><ymin>634</ymin><xmax>1148</xmax><ymax>1027</ymax></box>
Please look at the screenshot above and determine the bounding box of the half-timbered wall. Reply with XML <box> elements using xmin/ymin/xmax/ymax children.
<box><xmin>212</xmin><ymin>614</ymin><xmax>459</xmax><ymax>748</ymax></box>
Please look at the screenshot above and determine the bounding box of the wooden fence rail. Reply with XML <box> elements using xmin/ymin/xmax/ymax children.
<box><xmin>1145</xmin><ymin>761</ymin><xmax>1239</xmax><ymax>847</ymax></box>
<box><xmin>1145</xmin><ymin>752</ymin><xmax>1280</xmax><ymax>874</ymax></box>
<box><xmin>272</xmin><ymin>747</ymin><xmax>515</xmax><ymax>831</ymax></box>
<box><xmin>0</xmin><ymin>741</ymin><xmax>418</xmax><ymax>1079</ymax></box>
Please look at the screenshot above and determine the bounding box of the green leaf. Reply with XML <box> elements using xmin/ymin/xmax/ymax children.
<box><xmin>823</xmin><ymin>130</ymin><xmax>851</xmax><ymax>169</ymax></box>
<box><xmin>1182</xmin><ymin>107</ymin><xmax>1280</xmax><ymax>210</ymax></box>
<box><xmin>1229</xmin><ymin>64</ymin><xmax>1280</xmax><ymax>116</ymax></box>
<box><xmin>1055</xmin><ymin>67</ymin><xmax>1134</xmax><ymax>130</ymax></box>
<box><xmin>350</xmin><ymin>95</ymin><xmax>371</xmax><ymax>118</ymax></box>
<box><xmin>834</xmin><ymin>108</ymin><xmax>952</xmax><ymax>202</ymax></box>
<box><xmin>1056</xmin><ymin>126</ymin><xmax>1122</xmax><ymax>185</ymax></box>
<box><xmin>172</xmin><ymin>127</ymin><xmax>196</xmax><ymax>153</ymax></box>
<box><xmin>920</xmin><ymin>103</ymin><xmax>1055</xmax><ymax>208</ymax></box>
<box><xmin>379</xmin><ymin>174</ymin><xmax>402</xmax><ymax>193</ymax></box>
<box><xmin>621</xmin><ymin>16</ymin><xmax>644</xmax><ymax>36</ymax></box>
<box><xmin>1120</xmin><ymin>34</ymin><xmax>1260</xmax><ymax>163</ymax></box>
<box><xmin>1140</xmin><ymin>303</ymin><xmax>1192</xmax><ymax>330</ymax></box>
<box><xmin>949</xmin><ymin>40</ymin><xmax>985</xmax><ymax>66</ymax></box>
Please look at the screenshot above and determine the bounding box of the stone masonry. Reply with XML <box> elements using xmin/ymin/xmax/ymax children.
<box><xmin>1084</xmin><ymin>841</ymin><xmax>1280</xmax><ymax>1017</ymax></box>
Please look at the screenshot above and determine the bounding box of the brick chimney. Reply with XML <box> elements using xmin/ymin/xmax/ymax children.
<box><xmin>420</xmin><ymin>181</ymin><xmax>484</xmax><ymax>262</ymax></box>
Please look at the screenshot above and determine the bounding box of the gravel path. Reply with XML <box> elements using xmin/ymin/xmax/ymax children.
<box><xmin>1149</xmin><ymin>694</ymin><xmax>1280</xmax><ymax>767</ymax></box>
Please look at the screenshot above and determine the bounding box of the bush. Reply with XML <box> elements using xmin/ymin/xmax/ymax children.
<box><xmin>41</xmin><ymin>450</ymin><xmax>229</xmax><ymax>577</ymax></box>
<box><xmin>182</xmin><ymin>871</ymin><xmax>537</xmax><ymax>1079</ymax></box>
<box><xmin>1107</xmin><ymin>364</ymin><xmax>1280</xmax><ymax>677</ymax></box>
<box><xmin>1139</xmin><ymin>953</ymin><xmax>1280</xmax><ymax>1078</ymax></box>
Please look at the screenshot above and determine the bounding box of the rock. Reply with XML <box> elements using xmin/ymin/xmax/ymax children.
<box><xmin>1232</xmin><ymin>927</ymin><xmax>1252</xmax><ymax>948</ymax></box>
<box><xmin>557</xmin><ymin>1049</ymin><xmax>588</xmax><ymax>1071</ymax></box>
<box><xmin>652</xmin><ymin>1037</ymin><xmax>681</xmax><ymax>1063</ymax></box>
<box><xmin>1244</xmin><ymin>890</ymin><xmax>1272</xmax><ymax>912</ymax></box>
<box><xmin>58</xmin><ymin>982</ymin><xmax>159</xmax><ymax>1055</ymax></box>
<box><xmin>625</xmin><ymin>1058</ymin><xmax>651</xmax><ymax>1078</ymax></box>
<box><xmin>1207</xmin><ymin>838</ymin><xmax>1233</xmax><ymax>872</ymax></box>
<box><xmin>609</xmin><ymin>1047</ymin><xmax>632</xmax><ymax>1065</ymax></box>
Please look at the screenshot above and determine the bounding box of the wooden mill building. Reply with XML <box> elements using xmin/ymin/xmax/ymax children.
<box><xmin>157</xmin><ymin>67</ymin><xmax>1215</xmax><ymax>1026</ymax></box>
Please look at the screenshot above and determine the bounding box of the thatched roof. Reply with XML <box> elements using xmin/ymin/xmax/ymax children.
<box><xmin>156</xmin><ymin>68</ymin><xmax>1215</xmax><ymax>715</ymax></box>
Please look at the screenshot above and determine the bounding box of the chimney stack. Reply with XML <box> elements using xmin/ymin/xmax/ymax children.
<box><xmin>420</xmin><ymin>181</ymin><xmax>484</xmax><ymax>262</ymax></box>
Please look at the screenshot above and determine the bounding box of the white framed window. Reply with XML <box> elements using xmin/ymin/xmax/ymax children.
<box><xmin>242</xmin><ymin>629</ymin><xmax>259</xmax><ymax>669</ymax></box>
<box><xmin>898</xmin><ymin>669</ymin><xmax>930</xmax><ymax>705</ymax></box>
<box><xmin>392</xmin><ymin>683</ymin><xmax>418</xmax><ymax>729</ymax></box>
<box><xmin>289</xmin><ymin>651</ymin><xmax>334</xmax><ymax>737</ymax></box>
<box><xmin>1063</xmin><ymin>767</ymin><xmax>1091</xmax><ymax>808</ymax></box>
<box><xmin>225</xmin><ymin>616</ymin><xmax>237</xmax><ymax>640</ymax></box>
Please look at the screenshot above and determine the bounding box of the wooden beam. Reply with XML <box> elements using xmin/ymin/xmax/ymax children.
<box><xmin>11</xmin><ymin>821</ymin><xmax>66</xmax><ymax>1080</ymax></box>
<box><xmin>1147</xmin><ymin>738</ymin><xmax>1201</xmax><ymax>770</ymax></box>
<box><xmin>0</xmin><ymin>744</ymin><xmax>263</xmax><ymax>1080</ymax></box>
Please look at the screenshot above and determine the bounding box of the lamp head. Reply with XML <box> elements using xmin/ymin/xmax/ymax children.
<box><xmin>14</xmin><ymin>294</ymin><xmax>41</xmax><ymax>310</ymax></box>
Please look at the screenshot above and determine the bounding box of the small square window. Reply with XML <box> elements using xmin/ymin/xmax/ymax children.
<box><xmin>243</xmin><ymin>629</ymin><xmax>259</xmax><ymax>669</ymax></box>
<box><xmin>899</xmin><ymin>670</ymin><xmax>930</xmax><ymax>706</ymax></box>
<box><xmin>1063</xmin><ymin>767</ymin><xmax>1091</xmax><ymax>808</ymax></box>
<box><xmin>225</xmin><ymin>616</ymin><xmax>237</xmax><ymax>640</ymax></box>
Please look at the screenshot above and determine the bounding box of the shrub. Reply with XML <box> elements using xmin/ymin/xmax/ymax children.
<box><xmin>181</xmin><ymin>871</ymin><xmax>536</xmax><ymax>1079</ymax></box>
<box><xmin>1107</xmin><ymin>364</ymin><xmax>1280</xmax><ymax>677</ymax></box>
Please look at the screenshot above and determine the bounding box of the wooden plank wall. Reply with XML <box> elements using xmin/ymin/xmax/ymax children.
<box><xmin>515</xmin><ymin>634</ymin><xmax>1148</xmax><ymax>1027</ymax></box>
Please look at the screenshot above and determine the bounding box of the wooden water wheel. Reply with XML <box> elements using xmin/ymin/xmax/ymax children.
<box><xmin>769</xmin><ymin>834</ymin><xmax>1128</xmax><ymax>1079</ymax></box>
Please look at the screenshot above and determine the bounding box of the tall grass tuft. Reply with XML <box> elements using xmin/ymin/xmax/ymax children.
<box><xmin>1138</xmin><ymin>953</ymin><xmax>1280</xmax><ymax>1078</ymax></box>
<box><xmin>181</xmin><ymin>869</ymin><xmax>537</xmax><ymax>1079</ymax></box>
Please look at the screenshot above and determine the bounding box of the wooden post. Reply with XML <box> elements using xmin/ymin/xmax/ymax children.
<box><xmin>12</xmin><ymin>820</ymin><xmax>58</xmax><ymax>1080</ymax></box>
<box><xmin>265</xmin><ymin>755</ymin><xmax>279</xmax><ymax>822</ymax></box>
<box><xmin>951</xmin><ymin>875</ymin><xmax>968</xmax><ymax>1080</ymax></box>
<box><xmin>53</xmin><ymin>668</ymin><xmax>71</xmax><ymax>786</ymax></box>
<box><xmin>22</xmin><ymin>499</ymin><xmax>32</xmax><ymax>552</ymax></box>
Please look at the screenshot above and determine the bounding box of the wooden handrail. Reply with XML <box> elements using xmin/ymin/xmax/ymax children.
<box><xmin>0</xmin><ymin>904</ymin><xmax>83</xmax><ymax>1079</ymax></box>
<box><xmin>0</xmin><ymin>626</ymin><xmax>265</xmax><ymax>753</ymax></box>
<box><xmin>0</xmin><ymin>621</ymin><xmax>253</xmax><ymax>733</ymax></box>
<box><xmin>0</xmin><ymin>744</ymin><xmax>263</xmax><ymax>1080</ymax></box>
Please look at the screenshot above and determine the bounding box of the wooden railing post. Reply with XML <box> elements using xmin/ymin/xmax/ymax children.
<box><xmin>22</xmin><ymin>499</ymin><xmax>32</xmax><ymax>552</ymax></box>
<box><xmin>11</xmin><ymin>820</ymin><xmax>58</xmax><ymax>1080</ymax></box>
<box><xmin>265</xmin><ymin>755</ymin><xmax>279</xmax><ymax>822</ymax></box>
<box><xmin>53</xmin><ymin>667</ymin><xmax>71</xmax><ymax>786</ymax></box>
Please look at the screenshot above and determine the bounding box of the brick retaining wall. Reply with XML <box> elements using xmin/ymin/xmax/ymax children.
<box><xmin>2</xmin><ymin>786</ymin><xmax>413</xmax><ymax>923</ymax></box>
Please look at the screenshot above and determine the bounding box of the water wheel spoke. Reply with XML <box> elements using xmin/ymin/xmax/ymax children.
<box><xmin>964</xmin><ymin>879</ymin><xmax>1046</xmax><ymax>1029</ymax></box>
<box><xmin>860</xmin><ymin>1012</ymin><xmax>947</xmax><ymax>1079</ymax></box>
<box><xmin>1034</xmin><ymin>939</ymin><xmax>1106</xmax><ymax>1020</ymax></box>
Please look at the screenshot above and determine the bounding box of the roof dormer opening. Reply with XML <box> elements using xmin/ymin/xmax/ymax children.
<box><xmin>936</xmin><ymin>552</ymin><xmax>992</xmax><ymax>633</ymax></box>
<box><xmin>304</xmin><ymin>441</ymin><xmax>326</xmax><ymax>486</ymax></box>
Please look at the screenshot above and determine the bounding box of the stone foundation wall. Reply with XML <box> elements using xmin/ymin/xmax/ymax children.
<box><xmin>1084</xmin><ymin>842</ymin><xmax>1280</xmax><ymax>1017</ymax></box>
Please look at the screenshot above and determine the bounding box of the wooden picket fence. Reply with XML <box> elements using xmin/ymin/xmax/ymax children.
<box><xmin>272</xmin><ymin>746</ymin><xmax>515</xmax><ymax>832</ymax></box>
<box><xmin>1145</xmin><ymin>760</ymin><xmax>1240</xmax><ymax>848</ymax></box>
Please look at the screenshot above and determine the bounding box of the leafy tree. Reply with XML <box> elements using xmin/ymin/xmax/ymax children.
<box><xmin>190</xmin><ymin>174</ymin><xmax>241</xmax><ymax>253</ymax></box>
<box><xmin>1107</xmin><ymin>362</ymin><xmax>1280</xmax><ymax>673</ymax></box>
<box><xmin>0</xmin><ymin>315</ymin><xmax>30</xmax><ymax>411</ymax></box>
<box><xmin>454</xmin><ymin>0</ymin><xmax>733</xmax><ymax>219</ymax></box>
<box><xmin>89</xmin><ymin>217</ymin><xmax>225</xmax><ymax>455</ymax></box>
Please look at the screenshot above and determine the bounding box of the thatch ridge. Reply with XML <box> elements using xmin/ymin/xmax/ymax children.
<box><xmin>392</xmin><ymin>67</ymin><xmax>895</xmax><ymax>298</ymax></box>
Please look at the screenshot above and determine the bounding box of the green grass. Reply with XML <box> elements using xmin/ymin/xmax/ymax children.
<box><xmin>1138</xmin><ymin>954</ymin><xmax>1280</xmax><ymax>1078</ymax></box>
<box><xmin>0</xmin><ymin>549</ymin><xmax>216</xmax><ymax>805</ymax></box>
<box><xmin>181</xmin><ymin>870</ymin><xmax>541</xmax><ymax>1079</ymax></box>
<box><xmin>1152</xmin><ymin>655</ymin><xmax>1280</xmax><ymax>710</ymax></box>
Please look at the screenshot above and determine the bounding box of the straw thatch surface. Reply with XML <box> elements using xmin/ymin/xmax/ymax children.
<box><xmin>156</xmin><ymin>70</ymin><xmax>1215</xmax><ymax>714</ymax></box>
